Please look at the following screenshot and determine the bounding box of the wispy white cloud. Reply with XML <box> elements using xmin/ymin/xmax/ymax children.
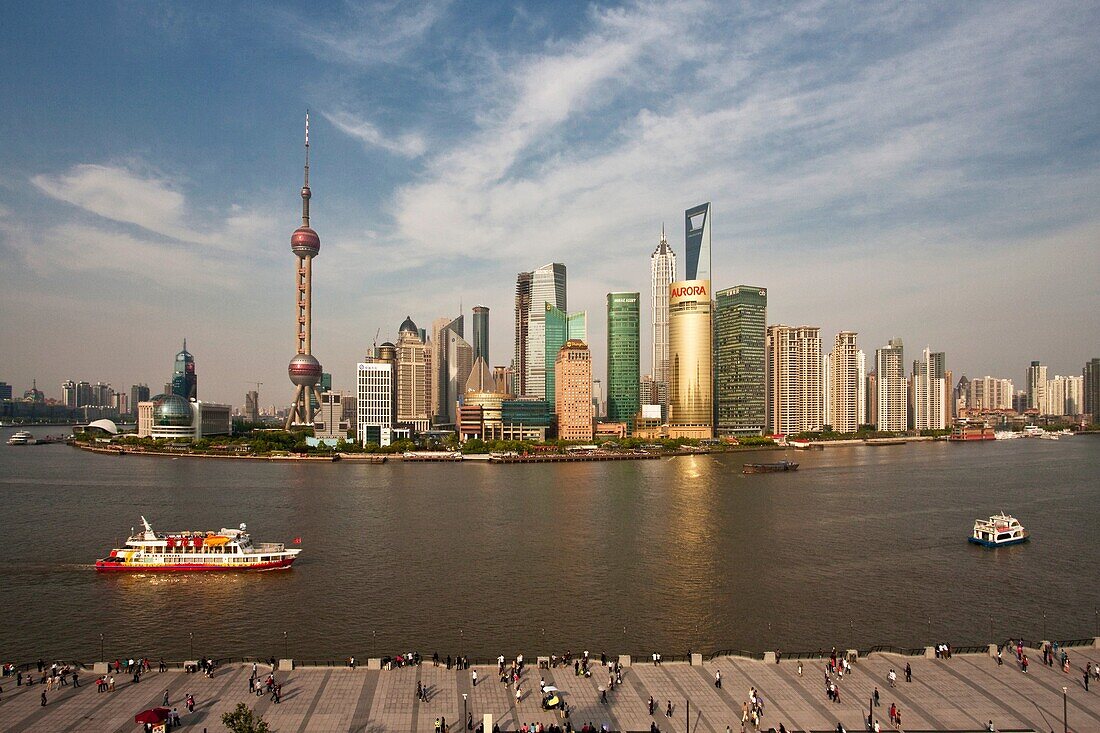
<box><xmin>322</xmin><ymin>109</ymin><xmax>427</xmax><ymax>158</ymax></box>
<box><xmin>291</xmin><ymin>0</ymin><xmax>452</xmax><ymax>67</ymax></box>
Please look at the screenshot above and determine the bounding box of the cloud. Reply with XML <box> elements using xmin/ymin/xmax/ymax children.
<box><xmin>291</xmin><ymin>0</ymin><xmax>452</xmax><ymax>67</ymax></box>
<box><xmin>322</xmin><ymin>109</ymin><xmax>427</xmax><ymax>158</ymax></box>
<box><xmin>31</xmin><ymin>164</ymin><xmax>194</xmax><ymax>241</ymax></box>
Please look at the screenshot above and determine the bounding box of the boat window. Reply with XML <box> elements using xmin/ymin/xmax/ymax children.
<box><xmin>997</xmin><ymin>533</ymin><xmax>1010</xmax><ymax>540</ymax></box>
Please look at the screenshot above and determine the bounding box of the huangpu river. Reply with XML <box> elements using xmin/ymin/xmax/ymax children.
<box><xmin>1</xmin><ymin>427</ymin><xmax>1098</xmax><ymax>662</ymax></box>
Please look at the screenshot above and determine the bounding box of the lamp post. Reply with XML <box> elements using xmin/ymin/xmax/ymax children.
<box><xmin>100</xmin><ymin>633</ymin><xmax>104</xmax><ymax>661</ymax></box>
<box><xmin>463</xmin><ymin>692</ymin><xmax>468</xmax><ymax>732</ymax></box>
<box><xmin>1044</xmin><ymin>612</ymin><xmax>1048</xmax><ymax>641</ymax></box>
<box><xmin>1063</xmin><ymin>686</ymin><xmax>1067</xmax><ymax>733</ymax></box>
<box><xmin>189</xmin><ymin>632</ymin><xmax>193</xmax><ymax>660</ymax></box>
<box><xmin>284</xmin><ymin>631</ymin><xmax>288</xmax><ymax>661</ymax></box>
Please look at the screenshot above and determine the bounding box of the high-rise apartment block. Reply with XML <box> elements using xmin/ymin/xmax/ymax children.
<box><xmin>1044</xmin><ymin>375</ymin><xmax>1083</xmax><ymax>416</ymax></box>
<box><xmin>875</xmin><ymin>338</ymin><xmax>907</xmax><ymax>432</ymax></box>
<box><xmin>829</xmin><ymin>331</ymin><xmax>860</xmax><ymax>433</ymax></box>
<box><xmin>1084</xmin><ymin>358</ymin><xmax>1100</xmax><ymax>423</ymax></box>
<box><xmin>606</xmin><ymin>292</ymin><xmax>640</xmax><ymax>427</ymax></box>
<box><xmin>668</xmin><ymin>280</ymin><xmax>713</xmax><ymax>438</ymax></box>
<box><xmin>1026</xmin><ymin>361</ymin><xmax>1047</xmax><ymax>411</ymax></box>
<box><xmin>650</xmin><ymin>228</ymin><xmax>676</xmax><ymax>418</ymax></box>
<box><xmin>554</xmin><ymin>339</ymin><xmax>593</xmax><ymax>441</ymax></box>
<box><xmin>715</xmin><ymin>285</ymin><xmax>767</xmax><ymax>436</ymax></box>
<box><xmin>61</xmin><ymin>380</ymin><xmax>76</xmax><ymax>408</ymax></box>
<box><xmin>766</xmin><ymin>325</ymin><xmax>823</xmax><ymax>435</ymax></box>
<box><xmin>912</xmin><ymin>347</ymin><xmax>947</xmax><ymax>431</ymax></box>
<box><xmin>968</xmin><ymin>376</ymin><xmax>1014</xmax><ymax>411</ymax></box>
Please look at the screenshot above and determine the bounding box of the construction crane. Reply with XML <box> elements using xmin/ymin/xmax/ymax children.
<box><xmin>246</xmin><ymin>381</ymin><xmax>263</xmax><ymax>393</ymax></box>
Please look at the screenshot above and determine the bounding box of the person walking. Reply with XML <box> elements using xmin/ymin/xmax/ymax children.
<box><xmin>874</xmin><ymin>687</ymin><xmax>880</xmax><ymax>706</ymax></box>
<box><xmin>666</xmin><ymin>700</ymin><xmax>673</xmax><ymax>717</ymax></box>
<box><xmin>904</xmin><ymin>663</ymin><xmax>912</xmax><ymax>683</ymax></box>
<box><xmin>715</xmin><ymin>670</ymin><xmax>722</xmax><ymax>689</ymax></box>
<box><xmin>163</xmin><ymin>689</ymin><xmax>170</xmax><ymax>706</ymax></box>
<box><xmin>1021</xmin><ymin>655</ymin><xmax>1029</xmax><ymax>674</ymax></box>
<box><xmin>648</xmin><ymin>695</ymin><xmax>655</xmax><ymax>715</ymax></box>
<box><xmin>1085</xmin><ymin>665</ymin><xmax>1090</xmax><ymax>692</ymax></box>
<box><xmin>797</xmin><ymin>661</ymin><xmax>803</xmax><ymax>677</ymax></box>
<box><xmin>472</xmin><ymin>669</ymin><xmax>478</xmax><ymax>687</ymax></box>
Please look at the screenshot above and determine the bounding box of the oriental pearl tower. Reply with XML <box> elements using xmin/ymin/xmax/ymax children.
<box><xmin>286</xmin><ymin>112</ymin><xmax>324</xmax><ymax>428</ymax></box>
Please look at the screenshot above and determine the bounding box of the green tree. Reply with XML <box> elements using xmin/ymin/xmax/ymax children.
<box><xmin>222</xmin><ymin>702</ymin><xmax>270</xmax><ymax>733</ymax></box>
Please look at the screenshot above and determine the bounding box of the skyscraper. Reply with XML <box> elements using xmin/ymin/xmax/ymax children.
<box><xmin>715</xmin><ymin>285</ymin><xmax>767</xmax><ymax>436</ymax></box>
<box><xmin>668</xmin><ymin>279</ymin><xmax>713</xmax><ymax>438</ymax></box>
<box><xmin>829</xmin><ymin>331</ymin><xmax>860</xmax><ymax>433</ymax></box>
<box><xmin>968</xmin><ymin>376</ymin><xmax>1014</xmax><ymax>411</ymax></box>
<box><xmin>684</xmin><ymin>203</ymin><xmax>712</xmax><ymax>282</ymax></box>
<box><xmin>1026</xmin><ymin>361</ymin><xmax>1047</xmax><ymax>411</ymax></box>
<box><xmin>245</xmin><ymin>390</ymin><xmax>260</xmax><ymax>421</ymax></box>
<box><xmin>61</xmin><ymin>380</ymin><xmax>76</xmax><ymax>408</ymax></box>
<box><xmin>1084</xmin><ymin>358</ymin><xmax>1100</xmax><ymax>423</ymax></box>
<box><xmin>765</xmin><ymin>325</ymin><xmax>823</xmax><ymax>435</ymax></box>
<box><xmin>650</xmin><ymin>227</ymin><xmax>676</xmax><ymax>417</ymax></box>
<box><xmin>171</xmin><ymin>341</ymin><xmax>197</xmax><ymax>399</ymax></box>
<box><xmin>876</xmin><ymin>338</ymin><xmax>907</xmax><ymax>432</ymax></box>
<box><xmin>524</xmin><ymin>263</ymin><xmax>567</xmax><ymax>400</ymax></box>
<box><xmin>472</xmin><ymin>306</ymin><xmax>490</xmax><ymax>363</ymax></box>
<box><xmin>544</xmin><ymin>304</ymin><xmax>587</xmax><ymax>409</ymax></box>
<box><xmin>606</xmin><ymin>292</ymin><xmax>640</xmax><ymax>427</ymax></box>
<box><xmin>358</xmin><ymin>345</ymin><xmax>395</xmax><ymax>447</ymax></box>
<box><xmin>856</xmin><ymin>350</ymin><xmax>867</xmax><ymax>429</ymax></box>
<box><xmin>441</xmin><ymin>319</ymin><xmax>474</xmax><ymax>426</ymax></box>
<box><xmin>513</xmin><ymin>272</ymin><xmax>532</xmax><ymax>396</ymax></box>
<box><xmin>912</xmin><ymin>347</ymin><xmax>947</xmax><ymax>431</ymax></box>
<box><xmin>396</xmin><ymin>316</ymin><xmax>430</xmax><ymax>432</ymax></box>
<box><xmin>1044</xmin><ymin>375</ymin><xmax>1083</xmax><ymax>416</ymax></box>
<box><xmin>131</xmin><ymin>384</ymin><xmax>150</xmax><ymax>415</ymax></box>
<box><xmin>554</xmin><ymin>339</ymin><xmax>593</xmax><ymax>441</ymax></box>
<box><xmin>286</xmin><ymin>113</ymin><xmax>324</xmax><ymax>428</ymax></box>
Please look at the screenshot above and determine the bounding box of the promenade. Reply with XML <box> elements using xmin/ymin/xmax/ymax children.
<box><xmin>2</xmin><ymin>643</ymin><xmax>1099</xmax><ymax>732</ymax></box>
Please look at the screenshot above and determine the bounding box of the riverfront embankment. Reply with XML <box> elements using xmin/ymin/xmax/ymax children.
<box><xmin>4</xmin><ymin>640</ymin><xmax>1099</xmax><ymax>732</ymax></box>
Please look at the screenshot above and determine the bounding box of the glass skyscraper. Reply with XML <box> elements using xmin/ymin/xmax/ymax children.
<box><xmin>684</xmin><ymin>202</ymin><xmax>712</xmax><ymax>282</ymax></box>
<box><xmin>472</xmin><ymin>306</ymin><xmax>490</xmax><ymax>363</ymax></box>
<box><xmin>715</xmin><ymin>285</ymin><xmax>767</xmax><ymax>436</ymax></box>
<box><xmin>606</xmin><ymin>292</ymin><xmax>640</xmax><ymax>426</ymax></box>
<box><xmin>171</xmin><ymin>340</ymin><xmax>197</xmax><ymax>399</ymax></box>
<box><xmin>523</xmin><ymin>263</ymin><xmax>567</xmax><ymax>399</ymax></box>
<box><xmin>544</xmin><ymin>304</ymin><xmax>586</xmax><ymax>409</ymax></box>
<box><xmin>668</xmin><ymin>279</ymin><xmax>713</xmax><ymax>438</ymax></box>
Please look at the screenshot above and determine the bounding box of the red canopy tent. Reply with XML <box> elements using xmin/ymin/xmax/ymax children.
<box><xmin>134</xmin><ymin>707</ymin><xmax>170</xmax><ymax>724</ymax></box>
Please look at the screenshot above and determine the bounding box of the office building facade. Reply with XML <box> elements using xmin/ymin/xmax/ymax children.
<box><xmin>1084</xmin><ymin>358</ymin><xmax>1100</xmax><ymax>423</ymax></box>
<box><xmin>650</xmin><ymin>228</ymin><xmax>676</xmax><ymax>417</ymax></box>
<box><xmin>668</xmin><ymin>279</ymin><xmax>713</xmax><ymax>438</ymax></box>
<box><xmin>684</xmin><ymin>203</ymin><xmax>712</xmax><ymax>282</ymax></box>
<box><xmin>554</xmin><ymin>339</ymin><xmax>593</xmax><ymax>441</ymax></box>
<box><xmin>396</xmin><ymin>316</ymin><xmax>430</xmax><ymax>432</ymax></box>
<box><xmin>606</xmin><ymin>292</ymin><xmax>640</xmax><ymax>427</ymax></box>
<box><xmin>472</xmin><ymin>306</ymin><xmax>490</xmax><ymax>363</ymax></box>
<box><xmin>357</xmin><ymin>359</ymin><xmax>395</xmax><ymax>447</ymax></box>
<box><xmin>525</xmin><ymin>263</ymin><xmax>567</xmax><ymax>401</ymax></box>
<box><xmin>715</xmin><ymin>285</ymin><xmax>767</xmax><ymax>436</ymax></box>
<box><xmin>544</xmin><ymin>305</ymin><xmax>587</xmax><ymax>409</ymax></box>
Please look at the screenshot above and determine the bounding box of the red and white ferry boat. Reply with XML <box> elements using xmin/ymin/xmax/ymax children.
<box><xmin>95</xmin><ymin>517</ymin><xmax>301</xmax><ymax>572</ymax></box>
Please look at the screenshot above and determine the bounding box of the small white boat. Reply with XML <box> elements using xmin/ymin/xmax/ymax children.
<box><xmin>6</xmin><ymin>430</ymin><xmax>35</xmax><ymax>445</ymax></box>
<box><xmin>1021</xmin><ymin>425</ymin><xmax>1044</xmax><ymax>437</ymax></box>
<box><xmin>969</xmin><ymin>512</ymin><xmax>1029</xmax><ymax>548</ymax></box>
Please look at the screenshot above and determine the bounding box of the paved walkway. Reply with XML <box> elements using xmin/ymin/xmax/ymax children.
<box><xmin>2</xmin><ymin>645</ymin><xmax>1099</xmax><ymax>732</ymax></box>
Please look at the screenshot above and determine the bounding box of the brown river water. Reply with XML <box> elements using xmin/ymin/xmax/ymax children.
<box><xmin>1</xmin><ymin>427</ymin><xmax>1097</xmax><ymax>663</ymax></box>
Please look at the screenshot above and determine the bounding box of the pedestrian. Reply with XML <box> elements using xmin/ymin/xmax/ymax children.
<box><xmin>904</xmin><ymin>663</ymin><xmax>912</xmax><ymax>683</ymax></box>
<box><xmin>648</xmin><ymin>696</ymin><xmax>654</xmax><ymax>715</ymax></box>
<box><xmin>473</xmin><ymin>669</ymin><xmax>478</xmax><ymax>687</ymax></box>
<box><xmin>666</xmin><ymin>700</ymin><xmax>672</xmax><ymax>717</ymax></box>
<box><xmin>163</xmin><ymin>689</ymin><xmax>170</xmax><ymax>706</ymax></box>
<box><xmin>715</xmin><ymin>670</ymin><xmax>722</xmax><ymax>689</ymax></box>
<box><xmin>986</xmin><ymin>721</ymin><xmax>994</xmax><ymax>732</ymax></box>
<box><xmin>874</xmin><ymin>686</ymin><xmax>880</xmax><ymax>706</ymax></box>
<box><xmin>1085</xmin><ymin>666</ymin><xmax>1090</xmax><ymax>692</ymax></box>
<box><xmin>797</xmin><ymin>661</ymin><xmax>802</xmax><ymax>677</ymax></box>
<box><xmin>997</xmin><ymin>647</ymin><xmax>1003</xmax><ymax>666</ymax></box>
<box><xmin>1021</xmin><ymin>655</ymin><xmax>1029</xmax><ymax>674</ymax></box>
<box><xmin>41</xmin><ymin>691</ymin><xmax>47</xmax><ymax>706</ymax></box>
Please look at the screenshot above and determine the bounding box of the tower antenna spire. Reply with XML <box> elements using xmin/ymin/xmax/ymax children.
<box><xmin>301</xmin><ymin>110</ymin><xmax>311</xmax><ymax>227</ymax></box>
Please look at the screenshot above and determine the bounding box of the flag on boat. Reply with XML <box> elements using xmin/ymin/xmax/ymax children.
<box><xmin>293</xmin><ymin>537</ymin><xmax>302</xmax><ymax>544</ymax></box>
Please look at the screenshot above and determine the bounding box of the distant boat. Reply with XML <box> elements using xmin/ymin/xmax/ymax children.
<box><xmin>968</xmin><ymin>512</ymin><xmax>1029</xmax><ymax>548</ymax></box>
<box><xmin>789</xmin><ymin>440</ymin><xmax>823</xmax><ymax>450</ymax></box>
<box><xmin>743</xmin><ymin>460</ymin><xmax>799</xmax><ymax>474</ymax></box>
<box><xmin>7</xmin><ymin>430</ymin><xmax>35</xmax><ymax>445</ymax></box>
<box><xmin>864</xmin><ymin>438</ymin><xmax>906</xmax><ymax>446</ymax></box>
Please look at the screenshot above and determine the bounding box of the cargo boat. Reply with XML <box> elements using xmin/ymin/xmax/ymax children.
<box><xmin>95</xmin><ymin>517</ymin><xmax>300</xmax><ymax>572</ymax></box>
<box><xmin>743</xmin><ymin>460</ymin><xmax>799</xmax><ymax>474</ymax></box>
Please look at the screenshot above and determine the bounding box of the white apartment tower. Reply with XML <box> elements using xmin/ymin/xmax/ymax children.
<box><xmin>876</xmin><ymin>338</ymin><xmax>907</xmax><ymax>432</ymax></box>
<box><xmin>913</xmin><ymin>347</ymin><xmax>947</xmax><ymax>431</ymax></box>
<box><xmin>856</xmin><ymin>349</ymin><xmax>867</xmax><ymax>429</ymax></box>
<box><xmin>766</xmin><ymin>325</ymin><xmax>823</xmax><ymax>435</ymax></box>
<box><xmin>650</xmin><ymin>227</ymin><xmax>676</xmax><ymax>416</ymax></box>
<box><xmin>968</xmin><ymin>376</ymin><xmax>1014</xmax><ymax>411</ymax></box>
<box><xmin>829</xmin><ymin>331</ymin><xmax>860</xmax><ymax>433</ymax></box>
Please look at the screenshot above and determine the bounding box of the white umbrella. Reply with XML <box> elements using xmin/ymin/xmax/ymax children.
<box><xmin>543</xmin><ymin>686</ymin><xmax>559</xmax><ymax>693</ymax></box>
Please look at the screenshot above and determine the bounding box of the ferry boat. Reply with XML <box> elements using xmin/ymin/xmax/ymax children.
<box><xmin>95</xmin><ymin>517</ymin><xmax>301</xmax><ymax>572</ymax></box>
<box><xmin>968</xmin><ymin>512</ymin><xmax>1029</xmax><ymax>548</ymax></box>
<box><xmin>7</xmin><ymin>430</ymin><xmax>35</xmax><ymax>445</ymax></box>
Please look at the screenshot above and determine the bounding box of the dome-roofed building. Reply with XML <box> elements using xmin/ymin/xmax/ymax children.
<box><xmin>136</xmin><ymin>394</ymin><xmax>231</xmax><ymax>440</ymax></box>
<box><xmin>399</xmin><ymin>316</ymin><xmax>419</xmax><ymax>335</ymax></box>
<box><xmin>153</xmin><ymin>393</ymin><xmax>193</xmax><ymax>427</ymax></box>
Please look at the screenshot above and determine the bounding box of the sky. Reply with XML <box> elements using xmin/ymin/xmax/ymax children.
<box><xmin>1</xmin><ymin>0</ymin><xmax>1098</xmax><ymax>408</ymax></box>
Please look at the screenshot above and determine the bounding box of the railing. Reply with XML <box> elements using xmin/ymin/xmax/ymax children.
<box><xmin>706</xmin><ymin>649</ymin><xmax>764</xmax><ymax>660</ymax></box>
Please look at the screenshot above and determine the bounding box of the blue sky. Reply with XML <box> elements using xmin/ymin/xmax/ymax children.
<box><xmin>1</xmin><ymin>0</ymin><xmax>1098</xmax><ymax>407</ymax></box>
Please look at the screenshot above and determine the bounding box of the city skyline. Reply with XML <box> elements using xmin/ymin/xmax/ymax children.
<box><xmin>2</xmin><ymin>2</ymin><xmax>1099</xmax><ymax>406</ymax></box>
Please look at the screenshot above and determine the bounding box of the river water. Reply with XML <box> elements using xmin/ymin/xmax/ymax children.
<box><xmin>1</xmin><ymin>427</ymin><xmax>1097</xmax><ymax>663</ymax></box>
